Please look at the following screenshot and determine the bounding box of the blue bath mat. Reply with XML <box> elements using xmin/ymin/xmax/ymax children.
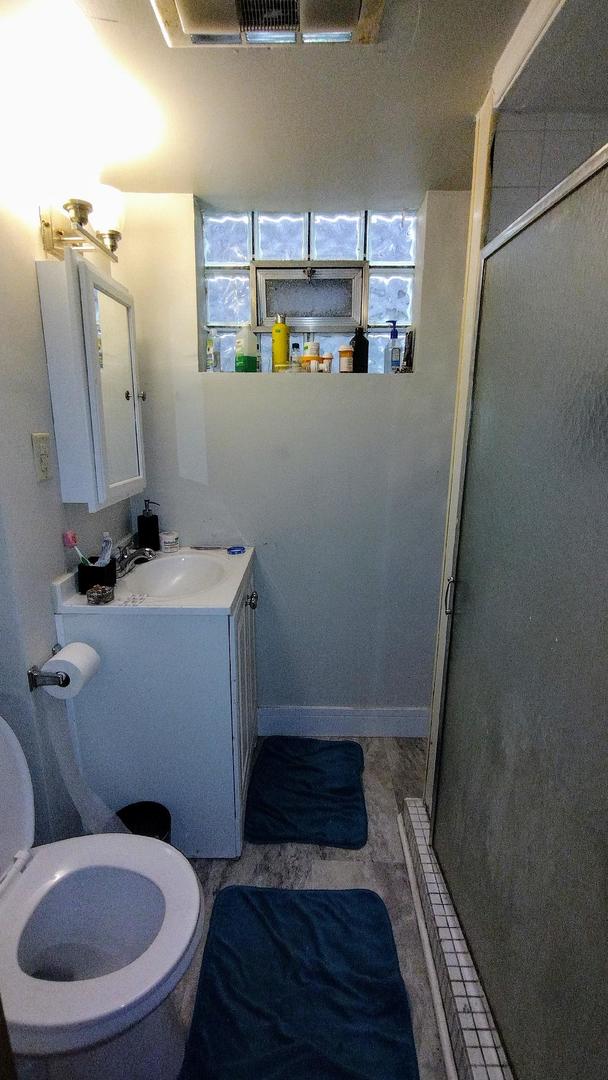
<box><xmin>180</xmin><ymin>886</ymin><xmax>420</xmax><ymax>1080</ymax></box>
<box><xmin>244</xmin><ymin>737</ymin><xmax>367</xmax><ymax>848</ymax></box>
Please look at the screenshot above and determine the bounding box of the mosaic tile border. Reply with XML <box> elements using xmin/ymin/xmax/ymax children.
<box><xmin>403</xmin><ymin>799</ymin><xmax>513</xmax><ymax>1080</ymax></box>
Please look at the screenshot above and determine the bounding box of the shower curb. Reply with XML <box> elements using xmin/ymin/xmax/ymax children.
<box><xmin>401</xmin><ymin>799</ymin><xmax>514</xmax><ymax>1080</ymax></box>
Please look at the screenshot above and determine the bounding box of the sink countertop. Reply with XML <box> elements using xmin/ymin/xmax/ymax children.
<box><xmin>52</xmin><ymin>547</ymin><xmax>254</xmax><ymax>616</ymax></box>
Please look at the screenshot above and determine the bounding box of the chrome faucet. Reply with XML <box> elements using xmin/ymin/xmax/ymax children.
<box><xmin>115</xmin><ymin>544</ymin><xmax>157</xmax><ymax>578</ymax></box>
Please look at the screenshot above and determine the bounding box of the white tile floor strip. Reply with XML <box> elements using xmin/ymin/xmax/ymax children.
<box><xmin>403</xmin><ymin>799</ymin><xmax>514</xmax><ymax>1080</ymax></box>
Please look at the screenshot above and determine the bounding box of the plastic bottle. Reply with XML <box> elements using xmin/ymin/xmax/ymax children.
<box><xmin>350</xmin><ymin>326</ymin><xmax>369</xmax><ymax>373</ymax></box>
<box><xmin>384</xmin><ymin>321</ymin><xmax>402</xmax><ymax>373</ymax></box>
<box><xmin>272</xmin><ymin>314</ymin><xmax>290</xmax><ymax>372</ymax></box>
<box><xmin>338</xmin><ymin>345</ymin><xmax>354</xmax><ymax>373</ymax></box>
<box><xmin>205</xmin><ymin>333</ymin><xmax>221</xmax><ymax>372</ymax></box>
<box><xmin>235</xmin><ymin>322</ymin><xmax>259</xmax><ymax>373</ymax></box>
<box><xmin>137</xmin><ymin>499</ymin><xmax>161</xmax><ymax>550</ymax></box>
<box><xmin>287</xmin><ymin>343</ymin><xmax>302</xmax><ymax>372</ymax></box>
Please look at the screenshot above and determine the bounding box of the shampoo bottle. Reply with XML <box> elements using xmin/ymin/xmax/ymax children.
<box><xmin>272</xmin><ymin>314</ymin><xmax>290</xmax><ymax>372</ymax></box>
<box><xmin>137</xmin><ymin>499</ymin><xmax>160</xmax><ymax>550</ymax></box>
<box><xmin>384</xmin><ymin>321</ymin><xmax>402</xmax><ymax>373</ymax></box>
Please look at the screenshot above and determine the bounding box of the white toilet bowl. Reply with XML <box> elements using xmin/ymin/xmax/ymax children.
<box><xmin>0</xmin><ymin>715</ymin><xmax>204</xmax><ymax>1080</ymax></box>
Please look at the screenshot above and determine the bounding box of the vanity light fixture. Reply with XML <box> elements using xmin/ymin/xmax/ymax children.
<box><xmin>41</xmin><ymin>186</ymin><xmax>124</xmax><ymax>263</ymax></box>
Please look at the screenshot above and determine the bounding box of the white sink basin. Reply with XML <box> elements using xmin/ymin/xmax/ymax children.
<box><xmin>119</xmin><ymin>553</ymin><xmax>225</xmax><ymax>599</ymax></box>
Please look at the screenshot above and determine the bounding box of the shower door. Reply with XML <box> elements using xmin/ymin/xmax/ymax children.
<box><xmin>433</xmin><ymin>159</ymin><xmax>608</xmax><ymax>1080</ymax></box>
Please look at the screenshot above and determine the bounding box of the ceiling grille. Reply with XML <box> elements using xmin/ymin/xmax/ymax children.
<box><xmin>237</xmin><ymin>0</ymin><xmax>299</xmax><ymax>32</ymax></box>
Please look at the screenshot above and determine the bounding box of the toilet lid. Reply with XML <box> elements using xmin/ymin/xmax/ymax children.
<box><xmin>0</xmin><ymin>716</ymin><xmax>35</xmax><ymax>880</ymax></box>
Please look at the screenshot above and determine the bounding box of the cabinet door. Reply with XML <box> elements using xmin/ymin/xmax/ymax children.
<box><xmin>231</xmin><ymin>583</ymin><xmax>258</xmax><ymax>807</ymax></box>
<box><xmin>78</xmin><ymin>257</ymin><xmax>146</xmax><ymax>507</ymax></box>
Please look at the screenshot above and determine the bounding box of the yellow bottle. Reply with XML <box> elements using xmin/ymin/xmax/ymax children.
<box><xmin>272</xmin><ymin>314</ymin><xmax>290</xmax><ymax>372</ymax></box>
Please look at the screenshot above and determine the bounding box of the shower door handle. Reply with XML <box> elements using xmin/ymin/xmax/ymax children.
<box><xmin>444</xmin><ymin>576</ymin><xmax>455</xmax><ymax>616</ymax></box>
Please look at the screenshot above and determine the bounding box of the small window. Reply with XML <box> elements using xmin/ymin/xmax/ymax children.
<box><xmin>311</xmin><ymin>213</ymin><xmax>364</xmax><ymax>260</ymax></box>
<box><xmin>203</xmin><ymin>213</ymin><xmax>251</xmax><ymax>266</ymax></box>
<box><xmin>198</xmin><ymin>208</ymin><xmax>416</xmax><ymax>373</ymax></box>
<box><xmin>255</xmin><ymin>213</ymin><xmax>307</xmax><ymax>260</ymax></box>
<box><xmin>367</xmin><ymin>213</ymin><xmax>416</xmax><ymax>265</ymax></box>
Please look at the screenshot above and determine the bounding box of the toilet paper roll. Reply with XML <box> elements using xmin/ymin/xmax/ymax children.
<box><xmin>41</xmin><ymin>642</ymin><xmax>101</xmax><ymax>699</ymax></box>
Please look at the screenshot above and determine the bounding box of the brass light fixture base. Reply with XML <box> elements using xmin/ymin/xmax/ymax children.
<box><xmin>62</xmin><ymin>198</ymin><xmax>93</xmax><ymax>228</ymax></box>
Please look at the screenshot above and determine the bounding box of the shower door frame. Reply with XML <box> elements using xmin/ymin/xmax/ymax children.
<box><xmin>424</xmin><ymin>136</ymin><xmax>608</xmax><ymax>820</ymax></box>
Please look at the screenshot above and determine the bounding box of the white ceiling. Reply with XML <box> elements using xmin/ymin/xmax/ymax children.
<box><xmin>86</xmin><ymin>0</ymin><xmax>528</xmax><ymax>209</ymax></box>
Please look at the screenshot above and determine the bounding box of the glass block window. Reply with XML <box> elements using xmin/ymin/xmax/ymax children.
<box><xmin>203</xmin><ymin>213</ymin><xmax>251</xmax><ymax>265</ymax></box>
<box><xmin>311</xmin><ymin>213</ymin><xmax>364</xmax><ymax>260</ymax></box>
<box><xmin>368</xmin><ymin>270</ymin><xmax>413</xmax><ymax>326</ymax></box>
<box><xmin>199</xmin><ymin>208</ymin><xmax>416</xmax><ymax>373</ymax></box>
<box><xmin>206</xmin><ymin>272</ymin><xmax>250</xmax><ymax>326</ymax></box>
<box><xmin>367</xmin><ymin>213</ymin><xmax>416</xmax><ymax>265</ymax></box>
<box><xmin>255</xmin><ymin>213</ymin><xmax>307</xmax><ymax>260</ymax></box>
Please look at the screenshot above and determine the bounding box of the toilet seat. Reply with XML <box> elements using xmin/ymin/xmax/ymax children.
<box><xmin>0</xmin><ymin>714</ymin><xmax>203</xmax><ymax>1060</ymax></box>
<box><xmin>0</xmin><ymin>832</ymin><xmax>202</xmax><ymax>1057</ymax></box>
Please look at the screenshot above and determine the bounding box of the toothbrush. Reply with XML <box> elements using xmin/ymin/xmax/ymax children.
<box><xmin>63</xmin><ymin>530</ymin><xmax>91</xmax><ymax>566</ymax></box>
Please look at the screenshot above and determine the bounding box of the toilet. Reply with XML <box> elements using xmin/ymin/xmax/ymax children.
<box><xmin>0</xmin><ymin>714</ymin><xmax>204</xmax><ymax>1080</ymax></box>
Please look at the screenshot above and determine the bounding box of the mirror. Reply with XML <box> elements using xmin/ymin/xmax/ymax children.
<box><xmin>94</xmin><ymin>288</ymin><xmax>140</xmax><ymax>486</ymax></box>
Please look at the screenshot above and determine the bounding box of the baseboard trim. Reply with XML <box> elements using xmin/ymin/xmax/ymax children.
<box><xmin>257</xmin><ymin>706</ymin><xmax>429</xmax><ymax>738</ymax></box>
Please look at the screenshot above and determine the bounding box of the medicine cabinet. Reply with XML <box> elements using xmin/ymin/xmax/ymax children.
<box><xmin>37</xmin><ymin>250</ymin><xmax>145</xmax><ymax>512</ymax></box>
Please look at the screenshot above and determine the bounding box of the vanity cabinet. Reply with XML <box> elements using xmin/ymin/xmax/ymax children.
<box><xmin>55</xmin><ymin>565</ymin><xmax>257</xmax><ymax>858</ymax></box>
<box><xmin>37</xmin><ymin>249</ymin><xmax>145</xmax><ymax>511</ymax></box>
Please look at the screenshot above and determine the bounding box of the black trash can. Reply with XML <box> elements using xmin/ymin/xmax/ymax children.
<box><xmin>117</xmin><ymin>801</ymin><xmax>171</xmax><ymax>844</ymax></box>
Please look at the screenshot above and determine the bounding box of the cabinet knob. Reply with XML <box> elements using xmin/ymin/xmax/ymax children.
<box><xmin>124</xmin><ymin>390</ymin><xmax>131</xmax><ymax>401</ymax></box>
<box><xmin>138</xmin><ymin>391</ymin><xmax>147</xmax><ymax>401</ymax></box>
<box><xmin>245</xmin><ymin>590</ymin><xmax>258</xmax><ymax>609</ymax></box>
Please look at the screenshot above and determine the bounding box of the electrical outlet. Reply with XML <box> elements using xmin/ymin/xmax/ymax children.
<box><xmin>31</xmin><ymin>432</ymin><xmax>52</xmax><ymax>482</ymax></box>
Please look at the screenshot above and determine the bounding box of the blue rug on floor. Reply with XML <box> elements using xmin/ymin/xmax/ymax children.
<box><xmin>180</xmin><ymin>886</ymin><xmax>420</xmax><ymax>1080</ymax></box>
<box><xmin>244</xmin><ymin>737</ymin><xmax>367</xmax><ymax>848</ymax></box>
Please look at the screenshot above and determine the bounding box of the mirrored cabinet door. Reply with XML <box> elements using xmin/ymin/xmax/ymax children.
<box><xmin>79</xmin><ymin>259</ymin><xmax>145</xmax><ymax>507</ymax></box>
<box><xmin>94</xmin><ymin>288</ymin><xmax>140</xmax><ymax>487</ymax></box>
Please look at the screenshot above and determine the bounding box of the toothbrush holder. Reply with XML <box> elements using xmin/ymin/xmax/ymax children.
<box><xmin>77</xmin><ymin>557</ymin><xmax>117</xmax><ymax>595</ymax></box>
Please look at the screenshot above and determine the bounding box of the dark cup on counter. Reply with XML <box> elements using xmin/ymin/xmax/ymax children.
<box><xmin>77</xmin><ymin>557</ymin><xmax>117</xmax><ymax>595</ymax></box>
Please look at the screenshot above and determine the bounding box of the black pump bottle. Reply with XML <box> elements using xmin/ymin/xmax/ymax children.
<box><xmin>137</xmin><ymin>500</ymin><xmax>160</xmax><ymax>550</ymax></box>
<box><xmin>350</xmin><ymin>327</ymin><xmax>369</xmax><ymax>373</ymax></box>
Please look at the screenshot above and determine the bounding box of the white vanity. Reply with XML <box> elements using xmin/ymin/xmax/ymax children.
<box><xmin>53</xmin><ymin>549</ymin><xmax>258</xmax><ymax>858</ymax></box>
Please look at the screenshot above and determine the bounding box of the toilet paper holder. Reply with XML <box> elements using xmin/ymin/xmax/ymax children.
<box><xmin>27</xmin><ymin>644</ymin><xmax>70</xmax><ymax>692</ymax></box>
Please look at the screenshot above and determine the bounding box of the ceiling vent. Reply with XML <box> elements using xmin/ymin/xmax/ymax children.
<box><xmin>150</xmin><ymin>0</ymin><xmax>384</xmax><ymax>46</ymax></box>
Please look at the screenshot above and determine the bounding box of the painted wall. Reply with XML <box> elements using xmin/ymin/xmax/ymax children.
<box><xmin>120</xmin><ymin>190</ymin><xmax>469</xmax><ymax>732</ymax></box>
<box><xmin>0</xmin><ymin>203</ymin><xmax>131</xmax><ymax>842</ymax></box>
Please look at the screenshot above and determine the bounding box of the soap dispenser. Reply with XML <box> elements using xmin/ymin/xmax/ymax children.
<box><xmin>137</xmin><ymin>500</ymin><xmax>161</xmax><ymax>550</ymax></box>
<box><xmin>384</xmin><ymin>321</ymin><xmax>402</xmax><ymax>373</ymax></box>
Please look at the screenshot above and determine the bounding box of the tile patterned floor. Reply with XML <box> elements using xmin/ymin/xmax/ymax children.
<box><xmin>180</xmin><ymin>737</ymin><xmax>447</xmax><ymax>1080</ymax></box>
<box><xmin>404</xmin><ymin>799</ymin><xmax>513</xmax><ymax>1080</ymax></box>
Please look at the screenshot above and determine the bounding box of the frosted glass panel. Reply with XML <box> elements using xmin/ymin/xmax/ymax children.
<box><xmin>265</xmin><ymin>276</ymin><xmax>353</xmax><ymax>319</ymax></box>
<box><xmin>311</xmin><ymin>213</ymin><xmax>364</xmax><ymax>259</ymax></box>
<box><xmin>256</xmin><ymin>213</ymin><xmax>307</xmax><ymax>260</ymax></box>
<box><xmin>368</xmin><ymin>213</ymin><xmax>415</xmax><ymax>264</ymax></box>
<box><xmin>203</xmin><ymin>213</ymin><xmax>251</xmax><ymax>265</ymax></box>
<box><xmin>434</xmin><ymin>165</ymin><xmax>608</xmax><ymax>1080</ymax></box>
<box><xmin>206</xmin><ymin>273</ymin><xmax>250</xmax><ymax>325</ymax></box>
<box><xmin>368</xmin><ymin>271</ymin><xmax>413</xmax><ymax>324</ymax></box>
